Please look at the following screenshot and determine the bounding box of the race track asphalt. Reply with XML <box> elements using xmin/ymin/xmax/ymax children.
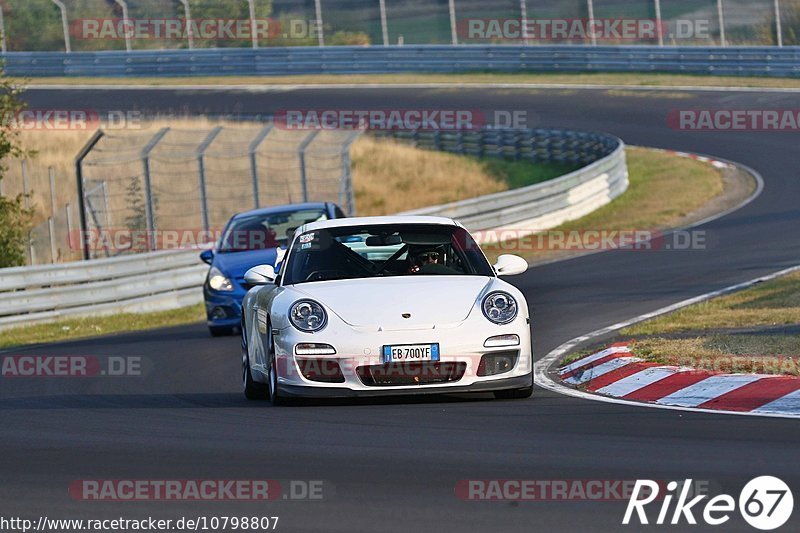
<box><xmin>2</xmin><ymin>85</ymin><xmax>799</xmax><ymax>532</ymax></box>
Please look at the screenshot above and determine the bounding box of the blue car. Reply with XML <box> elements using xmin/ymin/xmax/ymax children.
<box><xmin>200</xmin><ymin>202</ymin><xmax>346</xmax><ymax>336</ymax></box>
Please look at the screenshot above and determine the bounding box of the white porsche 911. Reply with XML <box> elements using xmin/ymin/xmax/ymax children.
<box><xmin>240</xmin><ymin>216</ymin><xmax>532</xmax><ymax>405</ymax></box>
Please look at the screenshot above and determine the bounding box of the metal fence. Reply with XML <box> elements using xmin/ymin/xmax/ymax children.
<box><xmin>0</xmin><ymin>126</ymin><xmax>631</xmax><ymax>329</ymax></box>
<box><xmin>74</xmin><ymin>125</ymin><xmax>360</xmax><ymax>260</ymax></box>
<box><xmin>0</xmin><ymin>124</ymin><xmax>360</xmax><ymax>265</ymax></box>
<box><xmin>0</xmin><ymin>249</ymin><xmax>206</xmax><ymax>330</ymax></box>
<box><xmin>4</xmin><ymin>45</ymin><xmax>800</xmax><ymax>78</ymax></box>
<box><xmin>0</xmin><ymin>0</ymin><xmax>796</xmax><ymax>51</ymax></box>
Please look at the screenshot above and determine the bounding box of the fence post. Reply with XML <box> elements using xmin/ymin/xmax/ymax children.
<box><xmin>48</xmin><ymin>167</ymin><xmax>57</xmax><ymax>218</ymax></box>
<box><xmin>314</xmin><ymin>0</ymin><xmax>325</xmax><ymax>46</ymax></box>
<box><xmin>21</xmin><ymin>160</ymin><xmax>30</xmax><ymax>210</ymax></box>
<box><xmin>520</xmin><ymin>0</ymin><xmax>529</xmax><ymax>45</ymax></box>
<box><xmin>196</xmin><ymin>126</ymin><xmax>223</xmax><ymax>233</ymax></box>
<box><xmin>0</xmin><ymin>7</ymin><xmax>7</xmax><ymax>53</ymax></box>
<box><xmin>448</xmin><ymin>0</ymin><xmax>458</xmax><ymax>45</ymax></box>
<box><xmin>140</xmin><ymin>128</ymin><xmax>170</xmax><ymax>252</ymax></box>
<box><xmin>654</xmin><ymin>0</ymin><xmax>664</xmax><ymax>46</ymax></box>
<box><xmin>717</xmin><ymin>0</ymin><xmax>726</xmax><ymax>46</ymax></box>
<box><xmin>50</xmin><ymin>0</ymin><xmax>71</xmax><ymax>53</ymax></box>
<box><xmin>379</xmin><ymin>0</ymin><xmax>389</xmax><ymax>46</ymax></box>
<box><xmin>75</xmin><ymin>130</ymin><xmax>105</xmax><ymax>260</ymax></box>
<box><xmin>340</xmin><ymin>131</ymin><xmax>362</xmax><ymax>216</ymax></box>
<box><xmin>48</xmin><ymin>217</ymin><xmax>57</xmax><ymax>263</ymax></box>
<box><xmin>248</xmin><ymin>125</ymin><xmax>273</xmax><ymax>209</ymax></box>
<box><xmin>586</xmin><ymin>0</ymin><xmax>597</xmax><ymax>46</ymax></box>
<box><xmin>298</xmin><ymin>131</ymin><xmax>320</xmax><ymax>203</ymax></box>
<box><xmin>775</xmin><ymin>0</ymin><xmax>783</xmax><ymax>47</ymax></box>
<box><xmin>178</xmin><ymin>0</ymin><xmax>194</xmax><ymax>49</ymax></box>
<box><xmin>113</xmin><ymin>0</ymin><xmax>133</xmax><ymax>52</ymax></box>
<box><xmin>65</xmin><ymin>202</ymin><xmax>74</xmax><ymax>259</ymax></box>
<box><xmin>248</xmin><ymin>0</ymin><xmax>258</xmax><ymax>49</ymax></box>
<box><xmin>48</xmin><ymin>167</ymin><xmax>58</xmax><ymax>263</ymax></box>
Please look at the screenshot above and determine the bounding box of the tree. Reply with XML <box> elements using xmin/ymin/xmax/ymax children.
<box><xmin>0</xmin><ymin>74</ymin><xmax>33</xmax><ymax>268</ymax></box>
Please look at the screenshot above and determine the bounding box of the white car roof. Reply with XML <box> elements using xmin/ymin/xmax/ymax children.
<box><xmin>297</xmin><ymin>215</ymin><xmax>463</xmax><ymax>235</ymax></box>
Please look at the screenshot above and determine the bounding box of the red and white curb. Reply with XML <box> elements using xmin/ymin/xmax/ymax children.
<box><xmin>559</xmin><ymin>343</ymin><xmax>800</xmax><ymax>417</ymax></box>
<box><xmin>648</xmin><ymin>148</ymin><xmax>734</xmax><ymax>170</ymax></box>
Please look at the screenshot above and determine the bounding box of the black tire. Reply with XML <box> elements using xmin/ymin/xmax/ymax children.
<box><xmin>242</xmin><ymin>324</ymin><xmax>268</xmax><ymax>401</ymax></box>
<box><xmin>493</xmin><ymin>382</ymin><xmax>533</xmax><ymax>400</ymax></box>
<box><xmin>210</xmin><ymin>325</ymin><xmax>234</xmax><ymax>337</ymax></box>
<box><xmin>265</xmin><ymin>325</ymin><xmax>288</xmax><ymax>406</ymax></box>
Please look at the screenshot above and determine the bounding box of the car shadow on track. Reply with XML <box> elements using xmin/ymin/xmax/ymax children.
<box><xmin>0</xmin><ymin>392</ymin><xmax>501</xmax><ymax>410</ymax></box>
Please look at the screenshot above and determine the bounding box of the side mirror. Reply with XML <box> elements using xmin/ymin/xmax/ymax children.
<box><xmin>244</xmin><ymin>264</ymin><xmax>276</xmax><ymax>286</ymax></box>
<box><xmin>199</xmin><ymin>249</ymin><xmax>214</xmax><ymax>265</ymax></box>
<box><xmin>493</xmin><ymin>254</ymin><xmax>528</xmax><ymax>276</ymax></box>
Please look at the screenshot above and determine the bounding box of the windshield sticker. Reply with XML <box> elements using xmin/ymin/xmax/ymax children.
<box><xmin>299</xmin><ymin>233</ymin><xmax>315</xmax><ymax>244</ymax></box>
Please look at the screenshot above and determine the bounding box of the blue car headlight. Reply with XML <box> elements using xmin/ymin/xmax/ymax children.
<box><xmin>208</xmin><ymin>267</ymin><xmax>234</xmax><ymax>292</ymax></box>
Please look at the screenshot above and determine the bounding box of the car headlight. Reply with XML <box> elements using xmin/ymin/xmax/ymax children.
<box><xmin>208</xmin><ymin>267</ymin><xmax>234</xmax><ymax>292</ymax></box>
<box><xmin>289</xmin><ymin>300</ymin><xmax>328</xmax><ymax>332</ymax></box>
<box><xmin>482</xmin><ymin>291</ymin><xmax>518</xmax><ymax>324</ymax></box>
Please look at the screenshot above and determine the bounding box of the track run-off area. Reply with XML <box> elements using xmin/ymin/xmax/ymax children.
<box><xmin>2</xmin><ymin>84</ymin><xmax>800</xmax><ymax>532</ymax></box>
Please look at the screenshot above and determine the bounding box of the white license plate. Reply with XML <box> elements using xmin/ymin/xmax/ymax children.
<box><xmin>382</xmin><ymin>343</ymin><xmax>440</xmax><ymax>363</ymax></box>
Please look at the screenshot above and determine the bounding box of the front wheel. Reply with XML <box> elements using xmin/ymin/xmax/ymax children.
<box><xmin>266</xmin><ymin>326</ymin><xmax>288</xmax><ymax>406</ymax></box>
<box><xmin>242</xmin><ymin>325</ymin><xmax>268</xmax><ymax>401</ymax></box>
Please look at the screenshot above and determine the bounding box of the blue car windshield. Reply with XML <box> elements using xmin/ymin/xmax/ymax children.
<box><xmin>283</xmin><ymin>224</ymin><xmax>494</xmax><ymax>284</ymax></box>
<box><xmin>218</xmin><ymin>209</ymin><xmax>328</xmax><ymax>252</ymax></box>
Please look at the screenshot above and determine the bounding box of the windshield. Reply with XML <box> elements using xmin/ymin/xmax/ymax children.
<box><xmin>282</xmin><ymin>223</ymin><xmax>494</xmax><ymax>285</ymax></box>
<box><xmin>218</xmin><ymin>208</ymin><xmax>328</xmax><ymax>252</ymax></box>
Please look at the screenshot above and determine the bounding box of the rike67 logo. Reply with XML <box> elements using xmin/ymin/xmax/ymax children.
<box><xmin>624</xmin><ymin>477</ymin><xmax>793</xmax><ymax>530</ymax></box>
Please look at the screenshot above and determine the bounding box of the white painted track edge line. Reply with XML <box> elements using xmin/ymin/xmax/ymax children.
<box><xmin>534</xmin><ymin>262</ymin><xmax>800</xmax><ymax>420</ymax></box>
<box><xmin>24</xmin><ymin>83</ymin><xmax>800</xmax><ymax>94</ymax></box>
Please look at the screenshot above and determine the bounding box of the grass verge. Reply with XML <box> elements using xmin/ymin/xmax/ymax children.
<box><xmin>482</xmin><ymin>146</ymin><xmax>726</xmax><ymax>264</ymax></box>
<box><xmin>18</xmin><ymin>72</ymin><xmax>800</xmax><ymax>89</ymax></box>
<box><xmin>611</xmin><ymin>270</ymin><xmax>800</xmax><ymax>377</ymax></box>
<box><xmin>352</xmin><ymin>136</ymin><xmax>579</xmax><ymax>215</ymax></box>
<box><xmin>623</xmin><ymin>271</ymin><xmax>800</xmax><ymax>336</ymax></box>
<box><xmin>0</xmin><ymin>304</ymin><xmax>205</xmax><ymax>350</ymax></box>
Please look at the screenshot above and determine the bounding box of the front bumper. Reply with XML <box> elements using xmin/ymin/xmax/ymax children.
<box><xmin>203</xmin><ymin>287</ymin><xmax>244</xmax><ymax>327</ymax></box>
<box><xmin>278</xmin><ymin>372</ymin><xmax>533</xmax><ymax>398</ymax></box>
<box><xmin>265</xmin><ymin>315</ymin><xmax>533</xmax><ymax>397</ymax></box>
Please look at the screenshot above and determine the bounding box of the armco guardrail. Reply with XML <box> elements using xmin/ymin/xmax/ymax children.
<box><xmin>0</xmin><ymin>128</ymin><xmax>626</xmax><ymax>330</ymax></box>
<box><xmin>2</xmin><ymin>45</ymin><xmax>800</xmax><ymax>78</ymax></box>
<box><xmin>392</xmin><ymin>129</ymin><xmax>627</xmax><ymax>237</ymax></box>
<box><xmin>0</xmin><ymin>249</ymin><xmax>206</xmax><ymax>330</ymax></box>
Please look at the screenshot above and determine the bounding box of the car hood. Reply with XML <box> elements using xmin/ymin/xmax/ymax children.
<box><xmin>213</xmin><ymin>248</ymin><xmax>282</xmax><ymax>277</ymax></box>
<box><xmin>292</xmin><ymin>276</ymin><xmax>494</xmax><ymax>329</ymax></box>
